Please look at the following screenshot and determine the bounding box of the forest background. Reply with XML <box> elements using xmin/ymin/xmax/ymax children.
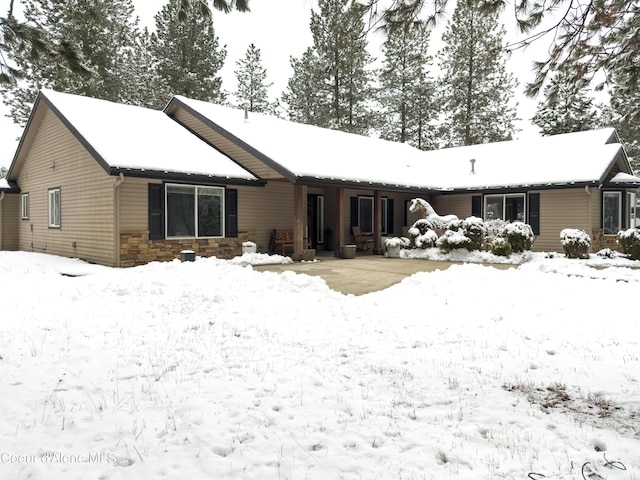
<box><xmin>0</xmin><ymin>0</ymin><xmax>623</xmax><ymax>171</ymax></box>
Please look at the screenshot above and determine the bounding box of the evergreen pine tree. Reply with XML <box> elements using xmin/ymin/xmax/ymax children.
<box><xmin>234</xmin><ymin>43</ymin><xmax>272</xmax><ymax>113</ymax></box>
<box><xmin>1</xmin><ymin>0</ymin><xmax>142</xmax><ymax>125</ymax></box>
<box><xmin>531</xmin><ymin>70</ymin><xmax>598</xmax><ymax>136</ymax></box>
<box><xmin>437</xmin><ymin>0</ymin><xmax>518</xmax><ymax>147</ymax></box>
<box><xmin>283</xmin><ymin>0</ymin><xmax>375</xmax><ymax>135</ymax></box>
<box><xmin>151</xmin><ymin>0</ymin><xmax>227</xmax><ymax>102</ymax></box>
<box><xmin>377</xmin><ymin>21</ymin><xmax>436</xmax><ymax>150</ymax></box>
<box><xmin>125</xmin><ymin>27</ymin><xmax>170</xmax><ymax>110</ymax></box>
<box><xmin>602</xmin><ymin>77</ymin><xmax>640</xmax><ymax>175</ymax></box>
<box><xmin>282</xmin><ymin>48</ymin><xmax>326</xmax><ymax>125</ymax></box>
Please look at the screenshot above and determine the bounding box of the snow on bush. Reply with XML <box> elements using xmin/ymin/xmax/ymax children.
<box><xmin>408</xmin><ymin>219</ymin><xmax>438</xmax><ymax>249</ymax></box>
<box><xmin>485</xmin><ymin>219</ymin><xmax>510</xmax><ymax>244</ymax></box>
<box><xmin>504</xmin><ymin>222</ymin><xmax>534</xmax><ymax>252</ymax></box>
<box><xmin>384</xmin><ymin>236</ymin><xmax>410</xmax><ymax>248</ymax></box>
<box><xmin>436</xmin><ymin>229</ymin><xmax>471</xmax><ymax>253</ymax></box>
<box><xmin>560</xmin><ymin>228</ymin><xmax>591</xmax><ymax>259</ymax></box>
<box><xmin>490</xmin><ymin>237</ymin><xmax>512</xmax><ymax>257</ymax></box>
<box><xmin>617</xmin><ymin>228</ymin><xmax>640</xmax><ymax>260</ymax></box>
<box><xmin>462</xmin><ymin>216</ymin><xmax>487</xmax><ymax>251</ymax></box>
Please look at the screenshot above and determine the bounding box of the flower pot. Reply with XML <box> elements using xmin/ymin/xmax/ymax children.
<box><xmin>386</xmin><ymin>245</ymin><xmax>401</xmax><ymax>258</ymax></box>
<box><xmin>341</xmin><ymin>245</ymin><xmax>356</xmax><ymax>259</ymax></box>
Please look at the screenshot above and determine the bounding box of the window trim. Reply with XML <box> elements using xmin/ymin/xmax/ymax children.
<box><xmin>164</xmin><ymin>183</ymin><xmax>225</xmax><ymax>239</ymax></box>
<box><xmin>602</xmin><ymin>190</ymin><xmax>623</xmax><ymax>235</ymax></box>
<box><xmin>48</xmin><ymin>187</ymin><xmax>61</xmax><ymax>228</ymax></box>
<box><xmin>21</xmin><ymin>193</ymin><xmax>29</xmax><ymax>220</ymax></box>
<box><xmin>483</xmin><ymin>193</ymin><xmax>526</xmax><ymax>223</ymax></box>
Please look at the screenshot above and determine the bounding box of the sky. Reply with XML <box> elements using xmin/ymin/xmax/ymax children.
<box><xmin>0</xmin><ymin>0</ymin><xmax>549</xmax><ymax>171</ymax></box>
<box><xmin>0</xmin><ymin>248</ymin><xmax>639</xmax><ymax>479</ymax></box>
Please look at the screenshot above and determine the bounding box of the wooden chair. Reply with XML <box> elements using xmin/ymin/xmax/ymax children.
<box><xmin>352</xmin><ymin>226</ymin><xmax>374</xmax><ymax>251</ymax></box>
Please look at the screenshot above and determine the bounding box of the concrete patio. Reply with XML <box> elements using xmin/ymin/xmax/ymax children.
<box><xmin>252</xmin><ymin>252</ymin><xmax>514</xmax><ymax>295</ymax></box>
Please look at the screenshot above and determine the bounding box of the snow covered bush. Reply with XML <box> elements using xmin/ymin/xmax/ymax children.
<box><xmin>462</xmin><ymin>216</ymin><xmax>487</xmax><ymax>251</ymax></box>
<box><xmin>485</xmin><ymin>219</ymin><xmax>510</xmax><ymax>245</ymax></box>
<box><xmin>504</xmin><ymin>222</ymin><xmax>534</xmax><ymax>252</ymax></box>
<box><xmin>560</xmin><ymin>228</ymin><xmax>591</xmax><ymax>259</ymax></box>
<box><xmin>384</xmin><ymin>236</ymin><xmax>410</xmax><ymax>249</ymax></box>
<box><xmin>436</xmin><ymin>229</ymin><xmax>471</xmax><ymax>253</ymax></box>
<box><xmin>617</xmin><ymin>228</ymin><xmax>640</xmax><ymax>260</ymax></box>
<box><xmin>408</xmin><ymin>219</ymin><xmax>438</xmax><ymax>249</ymax></box>
<box><xmin>490</xmin><ymin>237</ymin><xmax>512</xmax><ymax>257</ymax></box>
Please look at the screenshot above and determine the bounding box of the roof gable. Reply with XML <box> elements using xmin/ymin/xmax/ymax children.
<box><xmin>8</xmin><ymin>90</ymin><xmax>260</xmax><ymax>185</ymax></box>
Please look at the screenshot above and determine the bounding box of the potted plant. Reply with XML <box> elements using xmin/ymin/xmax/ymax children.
<box><xmin>384</xmin><ymin>236</ymin><xmax>409</xmax><ymax>258</ymax></box>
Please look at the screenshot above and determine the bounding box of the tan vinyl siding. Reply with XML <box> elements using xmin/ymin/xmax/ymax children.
<box><xmin>433</xmin><ymin>194</ymin><xmax>474</xmax><ymax>220</ymax></box>
<box><xmin>535</xmin><ymin>188</ymin><xmax>590</xmax><ymax>252</ymax></box>
<box><xmin>238</xmin><ymin>181</ymin><xmax>293</xmax><ymax>249</ymax></box>
<box><xmin>16</xmin><ymin>108</ymin><xmax>116</xmax><ymax>265</ymax></box>
<box><xmin>119</xmin><ymin>176</ymin><xmax>152</xmax><ymax>232</ymax></box>
<box><xmin>172</xmin><ymin>109</ymin><xmax>284</xmax><ymax>180</ymax></box>
<box><xmin>1</xmin><ymin>194</ymin><xmax>19</xmax><ymax>250</ymax></box>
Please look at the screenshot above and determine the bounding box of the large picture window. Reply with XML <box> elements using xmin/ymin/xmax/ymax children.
<box><xmin>484</xmin><ymin>194</ymin><xmax>525</xmax><ymax>222</ymax></box>
<box><xmin>48</xmin><ymin>188</ymin><xmax>60</xmax><ymax>228</ymax></box>
<box><xmin>166</xmin><ymin>184</ymin><xmax>224</xmax><ymax>238</ymax></box>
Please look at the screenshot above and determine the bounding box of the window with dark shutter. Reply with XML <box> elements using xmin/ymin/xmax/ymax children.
<box><xmin>350</xmin><ymin>197</ymin><xmax>358</xmax><ymax>228</ymax></box>
<box><xmin>528</xmin><ymin>193</ymin><xmax>540</xmax><ymax>235</ymax></box>
<box><xmin>225</xmin><ymin>188</ymin><xmax>238</xmax><ymax>238</ymax></box>
<box><xmin>148</xmin><ymin>183</ymin><xmax>164</xmax><ymax>240</ymax></box>
<box><xmin>387</xmin><ymin>198</ymin><xmax>394</xmax><ymax>235</ymax></box>
<box><xmin>471</xmin><ymin>196</ymin><xmax>482</xmax><ymax>218</ymax></box>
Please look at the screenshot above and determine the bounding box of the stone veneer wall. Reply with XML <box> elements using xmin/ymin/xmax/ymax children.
<box><xmin>591</xmin><ymin>228</ymin><xmax>621</xmax><ymax>252</ymax></box>
<box><xmin>120</xmin><ymin>231</ymin><xmax>254</xmax><ymax>267</ymax></box>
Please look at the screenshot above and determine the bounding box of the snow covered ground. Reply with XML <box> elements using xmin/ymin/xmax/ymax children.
<box><xmin>0</xmin><ymin>250</ymin><xmax>639</xmax><ymax>480</ymax></box>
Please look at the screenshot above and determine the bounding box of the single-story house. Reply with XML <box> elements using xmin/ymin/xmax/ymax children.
<box><xmin>1</xmin><ymin>89</ymin><xmax>638</xmax><ymax>266</ymax></box>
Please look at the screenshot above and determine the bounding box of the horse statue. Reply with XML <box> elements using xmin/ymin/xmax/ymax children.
<box><xmin>409</xmin><ymin>198</ymin><xmax>458</xmax><ymax>229</ymax></box>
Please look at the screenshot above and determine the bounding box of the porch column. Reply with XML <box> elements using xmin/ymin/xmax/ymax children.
<box><xmin>293</xmin><ymin>183</ymin><xmax>305</xmax><ymax>260</ymax></box>
<box><xmin>334</xmin><ymin>187</ymin><xmax>345</xmax><ymax>256</ymax></box>
<box><xmin>374</xmin><ymin>190</ymin><xmax>383</xmax><ymax>255</ymax></box>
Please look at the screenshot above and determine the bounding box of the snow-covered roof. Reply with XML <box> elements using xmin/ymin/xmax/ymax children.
<box><xmin>0</xmin><ymin>178</ymin><xmax>9</xmax><ymax>190</ymax></box>
<box><xmin>170</xmin><ymin>97</ymin><xmax>638</xmax><ymax>191</ymax></box>
<box><xmin>170</xmin><ymin>96</ymin><xmax>432</xmax><ymax>189</ymax></box>
<box><xmin>607</xmin><ymin>172</ymin><xmax>640</xmax><ymax>186</ymax></box>
<box><xmin>33</xmin><ymin>90</ymin><xmax>258</xmax><ymax>183</ymax></box>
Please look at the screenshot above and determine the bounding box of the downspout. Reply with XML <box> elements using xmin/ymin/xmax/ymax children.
<box><xmin>585</xmin><ymin>185</ymin><xmax>593</xmax><ymax>251</ymax></box>
<box><xmin>113</xmin><ymin>173</ymin><xmax>124</xmax><ymax>267</ymax></box>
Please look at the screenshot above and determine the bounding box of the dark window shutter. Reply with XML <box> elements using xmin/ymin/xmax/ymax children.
<box><xmin>528</xmin><ymin>193</ymin><xmax>540</xmax><ymax>235</ymax></box>
<box><xmin>148</xmin><ymin>183</ymin><xmax>164</xmax><ymax>240</ymax></box>
<box><xmin>226</xmin><ymin>188</ymin><xmax>238</xmax><ymax>238</ymax></box>
<box><xmin>387</xmin><ymin>198</ymin><xmax>394</xmax><ymax>235</ymax></box>
<box><xmin>471</xmin><ymin>195</ymin><xmax>482</xmax><ymax>218</ymax></box>
<box><xmin>350</xmin><ymin>197</ymin><xmax>358</xmax><ymax>227</ymax></box>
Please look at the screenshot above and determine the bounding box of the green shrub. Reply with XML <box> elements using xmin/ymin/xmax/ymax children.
<box><xmin>560</xmin><ymin>228</ymin><xmax>591</xmax><ymax>259</ymax></box>
<box><xmin>462</xmin><ymin>216</ymin><xmax>487</xmax><ymax>251</ymax></box>
<box><xmin>617</xmin><ymin>228</ymin><xmax>640</xmax><ymax>260</ymax></box>
<box><xmin>436</xmin><ymin>229</ymin><xmax>471</xmax><ymax>253</ymax></box>
<box><xmin>491</xmin><ymin>237</ymin><xmax>512</xmax><ymax>257</ymax></box>
<box><xmin>407</xmin><ymin>222</ymin><xmax>438</xmax><ymax>249</ymax></box>
<box><xmin>504</xmin><ymin>222</ymin><xmax>534</xmax><ymax>252</ymax></box>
